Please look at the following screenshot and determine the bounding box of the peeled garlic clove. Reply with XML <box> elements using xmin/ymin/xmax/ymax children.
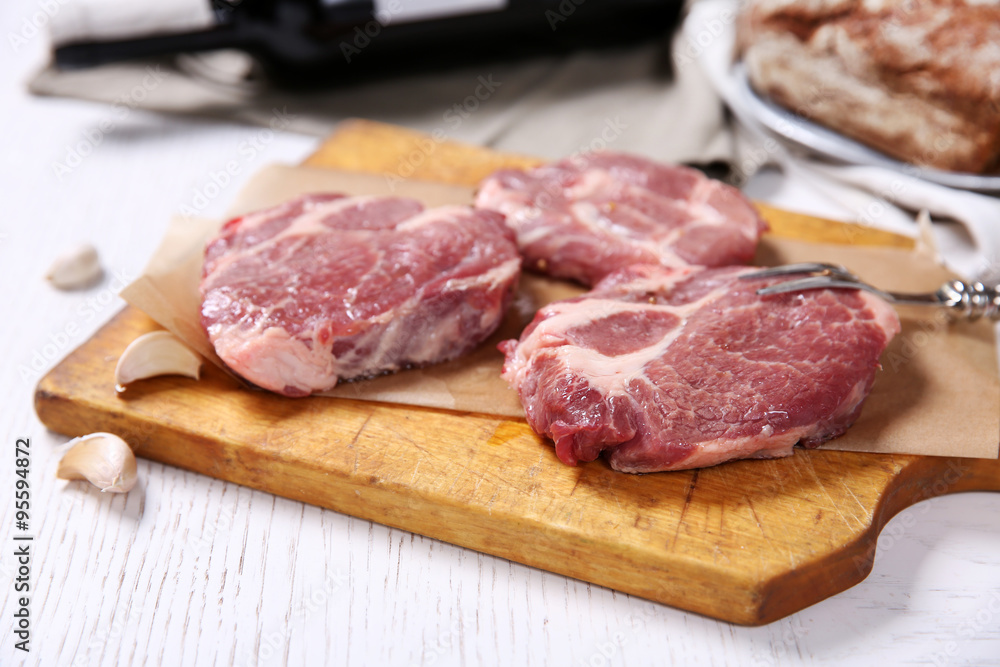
<box><xmin>57</xmin><ymin>432</ymin><xmax>137</xmax><ymax>493</ymax></box>
<box><xmin>46</xmin><ymin>243</ymin><xmax>103</xmax><ymax>289</ymax></box>
<box><xmin>115</xmin><ymin>331</ymin><xmax>202</xmax><ymax>392</ymax></box>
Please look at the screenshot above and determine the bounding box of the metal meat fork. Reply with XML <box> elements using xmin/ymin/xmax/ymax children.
<box><xmin>740</xmin><ymin>262</ymin><xmax>1000</xmax><ymax>321</ymax></box>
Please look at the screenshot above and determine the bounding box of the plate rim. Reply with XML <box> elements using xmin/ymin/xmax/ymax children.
<box><xmin>732</xmin><ymin>63</ymin><xmax>1000</xmax><ymax>193</ymax></box>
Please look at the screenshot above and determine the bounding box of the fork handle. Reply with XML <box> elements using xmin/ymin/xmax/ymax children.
<box><xmin>939</xmin><ymin>280</ymin><xmax>1000</xmax><ymax>321</ymax></box>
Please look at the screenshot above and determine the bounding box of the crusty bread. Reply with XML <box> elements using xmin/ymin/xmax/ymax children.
<box><xmin>739</xmin><ymin>0</ymin><xmax>1000</xmax><ymax>174</ymax></box>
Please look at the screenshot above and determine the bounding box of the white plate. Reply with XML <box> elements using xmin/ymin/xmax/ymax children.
<box><xmin>733</xmin><ymin>64</ymin><xmax>1000</xmax><ymax>192</ymax></box>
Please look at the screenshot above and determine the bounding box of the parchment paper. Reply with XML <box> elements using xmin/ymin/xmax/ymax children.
<box><xmin>121</xmin><ymin>163</ymin><xmax>1000</xmax><ymax>459</ymax></box>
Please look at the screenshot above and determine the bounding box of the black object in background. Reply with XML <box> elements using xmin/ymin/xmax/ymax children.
<box><xmin>54</xmin><ymin>0</ymin><xmax>683</xmax><ymax>88</ymax></box>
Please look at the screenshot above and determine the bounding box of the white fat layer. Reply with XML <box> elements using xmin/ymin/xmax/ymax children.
<box><xmin>204</xmin><ymin>196</ymin><xmax>383</xmax><ymax>287</ymax></box>
<box><xmin>507</xmin><ymin>276</ymin><xmax>733</xmax><ymax>395</ymax></box>
<box><xmin>210</xmin><ymin>256</ymin><xmax>519</xmax><ymax>395</ymax></box>
<box><xmin>689</xmin><ymin>179</ymin><xmax>759</xmax><ymax>237</ymax></box>
<box><xmin>507</xmin><ymin>268</ymin><xmax>898</xmax><ymax>470</ymax></box>
<box><xmin>570</xmin><ymin>200</ymin><xmax>687</xmax><ymax>267</ymax></box>
<box><xmin>505</xmin><ymin>170</ymin><xmax>756</xmax><ymax>265</ymax></box>
<box><xmin>561</xmin><ymin>168</ymin><xmax>615</xmax><ymax>200</ymax></box>
<box><xmin>239</xmin><ymin>195</ymin><xmax>375</xmax><ymax>235</ymax></box>
<box><xmin>267</xmin><ymin>195</ymin><xmax>382</xmax><ymax>239</ymax></box>
<box><xmin>447</xmin><ymin>257</ymin><xmax>521</xmax><ymax>292</ymax></box>
<box><xmin>394</xmin><ymin>205</ymin><xmax>473</xmax><ymax>232</ymax></box>
<box><xmin>613</xmin><ymin>427</ymin><xmax>809</xmax><ymax>473</ymax></box>
<box><xmin>210</xmin><ymin>320</ymin><xmax>338</xmax><ymax>394</ymax></box>
<box><xmin>514</xmin><ymin>218</ymin><xmax>560</xmax><ymax>246</ymax></box>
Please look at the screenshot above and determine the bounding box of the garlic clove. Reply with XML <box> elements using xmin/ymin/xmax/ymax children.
<box><xmin>114</xmin><ymin>330</ymin><xmax>202</xmax><ymax>393</ymax></box>
<box><xmin>46</xmin><ymin>243</ymin><xmax>103</xmax><ymax>289</ymax></box>
<box><xmin>56</xmin><ymin>432</ymin><xmax>137</xmax><ymax>493</ymax></box>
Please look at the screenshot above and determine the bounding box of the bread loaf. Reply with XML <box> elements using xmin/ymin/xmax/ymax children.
<box><xmin>739</xmin><ymin>0</ymin><xmax>1000</xmax><ymax>174</ymax></box>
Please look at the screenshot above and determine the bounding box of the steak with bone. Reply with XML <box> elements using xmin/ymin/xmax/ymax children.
<box><xmin>500</xmin><ymin>264</ymin><xmax>900</xmax><ymax>472</ymax></box>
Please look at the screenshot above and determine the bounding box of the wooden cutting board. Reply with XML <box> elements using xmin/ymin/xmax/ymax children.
<box><xmin>35</xmin><ymin>119</ymin><xmax>1000</xmax><ymax>626</ymax></box>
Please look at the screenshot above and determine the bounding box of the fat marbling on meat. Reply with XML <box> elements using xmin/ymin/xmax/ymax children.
<box><xmin>500</xmin><ymin>264</ymin><xmax>900</xmax><ymax>472</ymax></box>
<box><xmin>200</xmin><ymin>193</ymin><xmax>521</xmax><ymax>397</ymax></box>
<box><xmin>476</xmin><ymin>151</ymin><xmax>767</xmax><ymax>286</ymax></box>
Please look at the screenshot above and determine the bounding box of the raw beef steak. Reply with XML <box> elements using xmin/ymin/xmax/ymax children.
<box><xmin>475</xmin><ymin>152</ymin><xmax>767</xmax><ymax>286</ymax></box>
<box><xmin>201</xmin><ymin>193</ymin><xmax>521</xmax><ymax>397</ymax></box>
<box><xmin>500</xmin><ymin>264</ymin><xmax>900</xmax><ymax>472</ymax></box>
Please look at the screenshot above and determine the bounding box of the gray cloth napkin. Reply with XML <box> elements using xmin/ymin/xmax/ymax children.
<box><xmin>29</xmin><ymin>19</ymin><xmax>733</xmax><ymax>165</ymax></box>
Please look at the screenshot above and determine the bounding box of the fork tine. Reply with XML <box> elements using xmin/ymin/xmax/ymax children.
<box><xmin>743</xmin><ymin>263</ymin><xmax>997</xmax><ymax>319</ymax></box>
<box><xmin>756</xmin><ymin>276</ymin><xmax>894</xmax><ymax>301</ymax></box>
<box><xmin>738</xmin><ymin>263</ymin><xmax>855</xmax><ymax>279</ymax></box>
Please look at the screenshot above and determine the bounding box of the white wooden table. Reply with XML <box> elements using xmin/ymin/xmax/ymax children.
<box><xmin>2</xmin><ymin>3</ymin><xmax>1000</xmax><ymax>665</ymax></box>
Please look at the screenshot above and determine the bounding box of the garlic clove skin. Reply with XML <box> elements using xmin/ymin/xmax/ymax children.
<box><xmin>115</xmin><ymin>331</ymin><xmax>202</xmax><ymax>393</ymax></box>
<box><xmin>57</xmin><ymin>432</ymin><xmax>137</xmax><ymax>493</ymax></box>
<box><xmin>46</xmin><ymin>243</ymin><xmax>104</xmax><ymax>289</ymax></box>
